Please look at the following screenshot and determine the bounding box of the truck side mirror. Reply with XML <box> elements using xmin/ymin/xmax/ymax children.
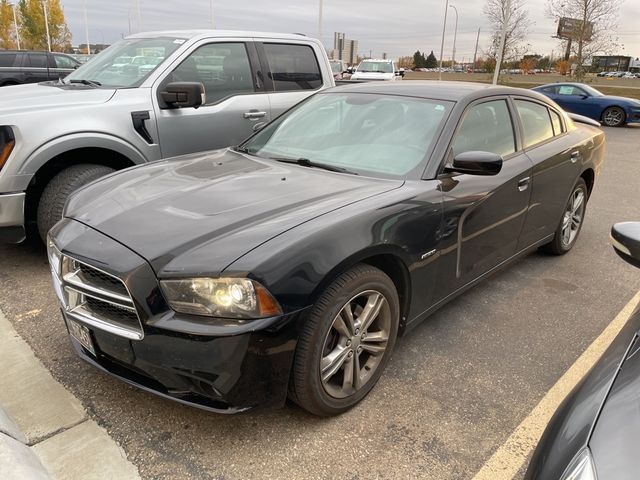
<box><xmin>160</xmin><ymin>82</ymin><xmax>204</xmax><ymax>109</ymax></box>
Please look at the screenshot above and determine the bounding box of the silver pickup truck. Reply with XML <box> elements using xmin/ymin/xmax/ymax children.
<box><xmin>0</xmin><ymin>30</ymin><xmax>334</xmax><ymax>243</ymax></box>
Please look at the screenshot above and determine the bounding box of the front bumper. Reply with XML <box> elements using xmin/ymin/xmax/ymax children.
<box><xmin>50</xmin><ymin>218</ymin><xmax>306</xmax><ymax>413</ymax></box>
<box><xmin>627</xmin><ymin>110</ymin><xmax>640</xmax><ymax>123</ymax></box>
<box><xmin>0</xmin><ymin>192</ymin><xmax>25</xmax><ymax>243</ymax></box>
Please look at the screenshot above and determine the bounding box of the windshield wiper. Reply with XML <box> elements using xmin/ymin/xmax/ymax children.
<box><xmin>270</xmin><ymin>157</ymin><xmax>357</xmax><ymax>175</ymax></box>
<box><xmin>67</xmin><ymin>79</ymin><xmax>102</xmax><ymax>87</ymax></box>
<box><xmin>232</xmin><ymin>145</ymin><xmax>251</xmax><ymax>154</ymax></box>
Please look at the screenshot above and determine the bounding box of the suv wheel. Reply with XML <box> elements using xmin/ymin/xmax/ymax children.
<box><xmin>37</xmin><ymin>164</ymin><xmax>115</xmax><ymax>242</ymax></box>
<box><xmin>289</xmin><ymin>264</ymin><xmax>399</xmax><ymax>416</ymax></box>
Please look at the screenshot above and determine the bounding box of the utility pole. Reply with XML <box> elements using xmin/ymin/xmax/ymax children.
<box><xmin>473</xmin><ymin>27</ymin><xmax>480</xmax><ymax>69</ymax></box>
<box><xmin>318</xmin><ymin>0</ymin><xmax>323</xmax><ymax>44</ymax></box>
<box><xmin>135</xmin><ymin>0</ymin><xmax>141</xmax><ymax>33</ymax></box>
<box><xmin>438</xmin><ymin>0</ymin><xmax>449</xmax><ymax>81</ymax></box>
<box><xmin>492</xmin><ymin>0</ymin><xmax>511</xmax><ymax>85</ymax></box>
<box><xmin>12</xmin><ymin>3</ymin><xmax>21</xmax><ymax>50</ymax></box>
<box><xmin>83</xmin><ymin>0</ymin><xmax>90</xmax><ymax>55</ymax></box>
<box><xmin>449</xmin><ymin>5</ymin><xmax>458</xmax><ymax>66</ymax></box>
<box><xmin>42</xmin><ymin>1</ymin><xmax>52</xmax><ymax>52</ymax></box>
<box><xmin>210</xmin><ymin>0</ymin><xmax>215</xmax><ymax>28</ymax></box>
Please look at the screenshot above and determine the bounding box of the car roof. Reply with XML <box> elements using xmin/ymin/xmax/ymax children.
<box><xmin>326</xmin><ymin>80</ymin><xmax>548</xmax><ymax>103</ymax></box>
<box><xmin>126</xmin><ymin>30</ymin><xmax>318</xmax><ymax>43</ymax></box>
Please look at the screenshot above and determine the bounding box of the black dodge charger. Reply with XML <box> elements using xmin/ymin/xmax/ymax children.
<box><xmin>47</xmin><ymin>82</ymin><xmax>605</xmax><ymax>416</ymax></box>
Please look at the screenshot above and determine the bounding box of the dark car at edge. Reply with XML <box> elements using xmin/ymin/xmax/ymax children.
<box><xmin>47</xmin><ymin>81</ymin><xmax>605</xmax><ymax>416</ymax></box>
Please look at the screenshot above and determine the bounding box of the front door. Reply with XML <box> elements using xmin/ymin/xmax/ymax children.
<box><xmin>553</xmin><ymin>85</ymin><xmax>600</xmax><ymax>119</ymax></box>
<box><xmin>154</xmin><ymin>41</ymin><xmax>271</xmax><ymax>158</ymax></box>
<box><xmin>432</xmin><ymin>98</ymin><xmax>532</xmax><ymax>303</ymax></box>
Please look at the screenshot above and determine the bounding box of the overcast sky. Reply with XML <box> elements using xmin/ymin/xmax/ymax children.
<box><xmin>61</xmin><ymin>0</ymin><xmax>640</xmax><ymax>60</ymax></box>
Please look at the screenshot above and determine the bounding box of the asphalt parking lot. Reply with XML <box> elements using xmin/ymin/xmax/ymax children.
<box><xmin>1</xmin><ymin>125</ymin><xmax>639</xmax><ymax>480</ymax></box>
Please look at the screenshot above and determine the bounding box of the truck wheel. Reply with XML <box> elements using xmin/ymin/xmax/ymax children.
<box><xmin>37</xmin><ymin>164</ymin><xmax>115</xmax><ymax>242</ymax></box>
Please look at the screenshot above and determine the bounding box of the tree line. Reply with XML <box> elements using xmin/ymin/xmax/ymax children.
<box><xmin>0</xmin><ymin>0</ymin><xmax>71</xmax><ymax>52</ymax></box>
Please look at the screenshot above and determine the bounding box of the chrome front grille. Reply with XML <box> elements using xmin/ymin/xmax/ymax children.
<box><xmin>51</xmin><ymin>252</ymin><xmax>144</xmax><ymax>340</ymax></box>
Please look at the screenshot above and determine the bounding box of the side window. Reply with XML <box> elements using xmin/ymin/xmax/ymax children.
<box><xmin>550</xmin><ymin>109</ymin><xmax>564</xmax><ymax>136</ymax></box>
<box><xmin>168</xmin><ymin>42</ymin><xmax>254</xmax><ymax>105</ymax></box>
<box><xmin>28</xmin><ymin>53</ymin><xmax>48</xmax><ymax>68</ymax></box>
<box><xmin>541</xmin><ymin>86</ymin><xmax>557</xmax><ymax>94</ymax></box>
<box><xmin>557</xmin><ymin>85</ymin><xmax>580</xmax><ymax>96</ymax></box>
<box><xmin>0</xmin><ymin>54</ymin><xmax>17</xmax><ymax>67</ymax></box>
<box><xmin>515</xmin><ymin>100</ymin><xmax>554</xmax><ymax>148</ymax></box>
<box><xmin>451</xmin><ymin>100</ymin><xmax>516</xmax><ymax>158</ymax></box>
<box><xmin>54</xmin><ymin>55</ymin><xmax>77</xmax><ymax>69</ymax></box>
<box><xmin>263</xmin><ymin>43</ymin><xmax>322</xmax><ymax>92</ymax></box>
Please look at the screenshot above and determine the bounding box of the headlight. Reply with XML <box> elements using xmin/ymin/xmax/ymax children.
<box><xmin>0</xmin><ymin>126</ymin><xmax>15</xmax><ymax>171</ymax></box>
<box><xmin>560</xmin><ymin>448</ymin><xmax>597</xmax><ymax>480</ymax></box>
<box><xmin>160</xmin><ymin>278</ymin><xmax>283</xmax><ymax>319</ymax></box>
<box><xmin>47</xmin><ymin>236</ymin><xmax>62</xmax><ymax>275</ymax></box>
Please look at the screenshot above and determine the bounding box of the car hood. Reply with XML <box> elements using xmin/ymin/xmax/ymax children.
<box><xmin>0</xmin><ymin>82</ymin><xmax>115</xmax><ymax>115</ymax></box>
<box><xmin>65</xmin><ymin>149</ymin><xmax>403</xmax><ymax>275</ymax></box>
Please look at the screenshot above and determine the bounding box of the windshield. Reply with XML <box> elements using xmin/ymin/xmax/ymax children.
<box><xmin>65</xmin><ymin>37</ymin><xmax>185</xmax><ymax>88</ymax></box>
<box><xmin>357</xmin><ymin>61</ymin><xmax>393</xmax><ymax>73</ymax></box>
<box><xmin>330</xmin><ymin>61</ymin><xmax>342</xmax><ymax>73</ymax></box>
<box><xmin>241</xmin><ymin>93</ymin><xmax>452</xmax><ymax>179</ymax></box>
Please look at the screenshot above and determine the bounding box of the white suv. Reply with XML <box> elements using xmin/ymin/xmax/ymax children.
<box><xmin>350</xmin><ymin>59</ymin><xmax>400</xmax><ymax>81</ymax></box>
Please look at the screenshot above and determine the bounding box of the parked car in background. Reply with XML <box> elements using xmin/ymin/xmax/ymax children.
<box><xmin>48</xmin><ymin>82</ymin><xmax>604</xmax><ymax>416</ymax></box>
<box><xmin>525</xmin><ymin>222</ymin><xmax>640</xmax><ymax>480</ymax></box>
<box><xmin>69</xmin><ymin>54</ymin><xmax>94</xmax><ymax>64</ymax></box>
<box><xmin>329</xmin><ymin>60</ymin><xmax>347</xmax><ymax>80</ymax></box>
<box><xmin>533</xmin><ymin>82</ymin><xmax>640</xmax><ymax>127</ymax></box>
<box><xmin>350</xmin><ymin>59</ymin><xmax>401</xmax><ymax>81</ymax></box>
<box><xmin>0</xmin><ymin>30</ymin><xmax>335</xmax><ymax>244</ymax></box>
<box><xmin>596</xmin><ymin>71</ymin><xmax>608</xmax><ymax>77</ymax></box>
<box><xmin>0</xmin><ymin>50</ymin><xmax>80</xmax><ymax>86</ymax></box>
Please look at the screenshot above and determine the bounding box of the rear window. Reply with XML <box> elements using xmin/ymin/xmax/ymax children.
<box><xmin>0</xmin><ymin>54</ymin><xmax>17</xmax><ymax>67</ymax></box>
<box><xmin>263</xmin><ymin>43</ymin><xmax>322</xmax><ymax>92</ymax></box>
<box><xmin>515</xmin><ymin>100</ymin><xmax>554</xmax><ymax>148</ymax></box>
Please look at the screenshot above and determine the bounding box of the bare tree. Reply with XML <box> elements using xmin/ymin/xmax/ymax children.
<box><xmin>484</xmin><ymin>0</ymin><xmax>530</xmax><ymax>65</ymax></box>
<box><xmin>546</xmin><ymin>0</ymin><xmax>622</xmax><ymax>80</ymax></box>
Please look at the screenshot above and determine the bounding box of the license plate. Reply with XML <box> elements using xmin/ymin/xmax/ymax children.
<box><xmin>67</xmin><ymin>319</ymin><xmax>96</xmax><ymax>356</ymax></box>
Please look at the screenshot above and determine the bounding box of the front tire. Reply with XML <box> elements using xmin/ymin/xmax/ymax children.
<box><xmin>601</xmin><ymin>106</ymin><xmax>626</xmax><ymax>127</ymax></box>
<box><xmin>289</xmin><ymin>264</ymin><xmax>400</xmax><ymax>416</ymax></box>
<box><xmin>36</xmin><ymin>164</ymin><xmax>115</xmax><ymax>242</ymax></box>
<box><xmin>541</xmin><ymin>178</ymin><xmax>588</xmax><ymax>255</ymax></box>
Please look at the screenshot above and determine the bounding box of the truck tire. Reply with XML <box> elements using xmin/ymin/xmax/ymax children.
<box><xmin>37</xmin><ymin>164</ymin><xmax>115</xmax><ymax>242</ymax></box>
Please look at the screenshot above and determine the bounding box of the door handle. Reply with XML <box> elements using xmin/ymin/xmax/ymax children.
<box><xmin>243</xmin><ymin>110</ymin><xmax>267</xmax><ymax>119</ymax></box>
<box><xmin>570</xmin><ymin>151</ymin><xmax>580</xmax><ymax>163</ymax></box>
<box><xmin>518</xmin><ymin>177</ymin><xmax>530</xmax><ymax>192</ymax></box>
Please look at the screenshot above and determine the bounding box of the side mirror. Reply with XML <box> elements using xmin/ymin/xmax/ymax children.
<box><xmin>579</xmin><ymin>94</ymin><xmax>589</xmax><ymax>99</ymax></box>
<box><xmin>611</xmin><ymin>222</ymin><xmax>640</xmax><ymax>268</ymax></box>
<box><xmin>160</xmin><ymin>82</ymin><xmax>204</xmax><ymax>109</ymax></box>
<box><xmin>445</xmin><ymin>151</ymin><xmax>503</xmax><ymax>176</ymax></box>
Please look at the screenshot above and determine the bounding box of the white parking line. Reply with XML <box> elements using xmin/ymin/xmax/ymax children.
<box><xmin>473</xmin><ymin>289</ymin><xmax>640</xmax><ymax>480</ymax></box>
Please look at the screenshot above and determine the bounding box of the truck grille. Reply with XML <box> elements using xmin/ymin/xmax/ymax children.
<box><xmin>53</xmin><ymin>255</ymin><xmax>144</xmax><ymax>340</ymax></box>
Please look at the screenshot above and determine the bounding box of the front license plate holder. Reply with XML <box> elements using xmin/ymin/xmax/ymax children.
<box><xmin>67</xmin><ymin>317</ymin><xmax>96</xmax><ymax>357</ymax></box>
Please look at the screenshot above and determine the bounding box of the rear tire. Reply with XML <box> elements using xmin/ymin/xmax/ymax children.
<box><xmin>36</xmin><ymin>164</ymin><xmax>115</xmax><ymax>242</ymax></box>
<box><xmin>601</xmin><ymin>106</ymin><xmax>626</xmax><ymax>127</ymax></box>
<box><xmin>541</xmin><ymin>178</ymin><xmax>588</xmax><ymax>255</ymax></box>
<box><xmin>288</xmin><ymin>264</ymin><xmax>400</xmax><ymax>416</ymax></box>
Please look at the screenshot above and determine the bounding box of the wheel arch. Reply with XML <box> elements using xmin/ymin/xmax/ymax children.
<box><xmin>580</xmin><ymin>168</ymin><xmax>595</xmax><ymax>199</ymax></box>
<box><xmin>309</xmin><ymin>245</ymin><xmax>412</xmax><ymax>328</ymax></box>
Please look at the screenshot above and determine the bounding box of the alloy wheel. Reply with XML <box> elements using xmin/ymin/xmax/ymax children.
<box><xmin>561</xmin><ymin>187</ymin><xmax>585</xmax><ymax>247</ymax></box>
<box><xmin>603</xmin><ymin>107</ymin><xmax>624</xmax><ymax>127</ymax></box>
<box><xmin>320</xmin><ymin>290</ymin><xmax>391</xmax><ymax>399</ymax></box>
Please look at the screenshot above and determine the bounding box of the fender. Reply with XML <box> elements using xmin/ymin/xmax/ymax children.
<box><xmin>15</xmin><ymin>131</ymin><xmax>158</xmax><ymax>177</ymax></box>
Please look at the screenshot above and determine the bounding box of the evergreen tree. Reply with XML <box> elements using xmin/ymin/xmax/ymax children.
<box><xmin>425</xmin><ymin>51</ymin><xmax>438</xmax><ymax>68</ymax></box>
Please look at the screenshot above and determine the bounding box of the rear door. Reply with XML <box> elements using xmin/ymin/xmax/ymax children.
<box><xmin>432</xmin><ymin>97</ymin><xmax>533</xmax><ymax>302</ymax></box>
<box><xmin>256</xmin><ymin>41</ymin><xmax>325</xmax><ymax>119</ymax></box>
<box><xmin>23</xmin><ymin>52</ymin><xmax>51</xmax><ymax>83</ymax></box>
<box><xmin>153</xmin><ymin>39</ymin><xmax>271</xmax><ymax>158</ymax></box>
<box><xmin>515</xmin><ymin>99</ymin><xmax>583</xmax><ymax>248</ymax></box>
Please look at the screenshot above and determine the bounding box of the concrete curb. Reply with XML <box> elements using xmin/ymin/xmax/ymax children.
<box><xmin>0</xmin><ymin>309</ymin><xmax>140</xmax><ymax>479</ymax></box>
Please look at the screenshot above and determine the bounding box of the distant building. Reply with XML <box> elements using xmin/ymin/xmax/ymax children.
<box><xmin>75</xmin><ymin>44</ymin><xmax>110</xmax><ymax>54</ymax></box>
<box><xmin>591</xmin><ymin>55</ymin><xmax>632</xmax><ymax>72</ymax></box>
<box><xmin>331</xmin><ymin>33</ymin><xmax>358</xmax><ymax>66</ymax></box>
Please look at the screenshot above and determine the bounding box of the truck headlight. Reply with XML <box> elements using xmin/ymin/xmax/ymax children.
<box><xmin>560</xmin><ymin>448</ymin><xmax>597</xmax><ymax>480</ymax></box>
<box><xmin>0</xmin><ymin>126</ymin><xmax>15</xmax><ymax>171</ymax></box>
<box><xmin>160</xmin><ymin>278</ymin><xmax>282</xmax><ymax>319</ymax></box>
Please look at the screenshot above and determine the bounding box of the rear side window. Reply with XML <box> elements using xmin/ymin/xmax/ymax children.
<box><xmin>515</xmin><ymin>100</ymin><xmax>554</xmax><ymax>148</ymax></box>
<box><xmin>451</xmin><ymin>100</ymin><xmax>516</xmax><ymax>158</ymax></box>
<box><xmin>27</xmin><ymin>53</ymin><xmax>48</xmax><ymax>68</ymax></box>
<box><xmin>550</xmin><ymin>109</ymin><xmax>564</xmax><ymax>135</ymax></box>
<box><xmin>263</xmin><ymin>43</ymin><xmax>322</xmax><ymax>92</ymax></box>
<box><xmin>0</xmin><ymin>54</ymin><xmax>17</xmax><ymax>67</ymax></box>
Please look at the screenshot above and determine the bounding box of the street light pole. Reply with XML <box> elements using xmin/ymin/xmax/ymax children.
<box><xmin>83</xmin><ymin>0</ymin><xmax>90</xmax><ymax>55</ymax></box>
<box><xmin>438</xmin><ymin>0</ymin><xmax>449</xmax><ymax>81</ymax></box>
<box><xmin>135</xmin><ymin>0</ymin><xmax>141</xmax><ymax>33</ymax></box>
<box><xmin>449</xmin><ymin>5</ymin><xmax>458</xmax><ymax>67</ymax></box>
<box><xmin>42</xmin><ymin>1</ymin><xmax>52</xmax><ymax>52</ymax></box>
<box><xmin>492</xmin><ymin>0</ymin><xmax>511</xmax><ymax>85</ymax></box>
<box><xmin>12</xmin><ymin>3</ymin><xmax>21</xmax><ymax>50</ymax></box>
<box><xmin>473</xmin><ymin>27</ymin><xmax>480</xmax><ymax>69</ymax></box>
<box><xmin>318</xmin><ymin>0</ymin><xmax>323</xmax><ymax>44</ymax></box>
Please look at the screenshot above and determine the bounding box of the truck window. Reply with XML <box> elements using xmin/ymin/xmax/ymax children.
<box><xmin>0</xmin><ymin>54</ymin><xmax>17</xmax><ymax>67</ymax></box>
<box><xmin>167</xmin><ymin>42</ymin><xmax>254</xmax><ymax>105</ymax></box>
<box><xmin>54</xmin><ymin>55</ymin><xmax>78</xmax><ymax>69</ymax></box>
<box><xmin>27</xmin><ymin>53</ymin><xmax>48</xmax><ymax>68</ymax></box>
<box><xmin>263</xmin><ymin>43</ymin><xmax>322</xmax><ymax>92</ymax></box>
